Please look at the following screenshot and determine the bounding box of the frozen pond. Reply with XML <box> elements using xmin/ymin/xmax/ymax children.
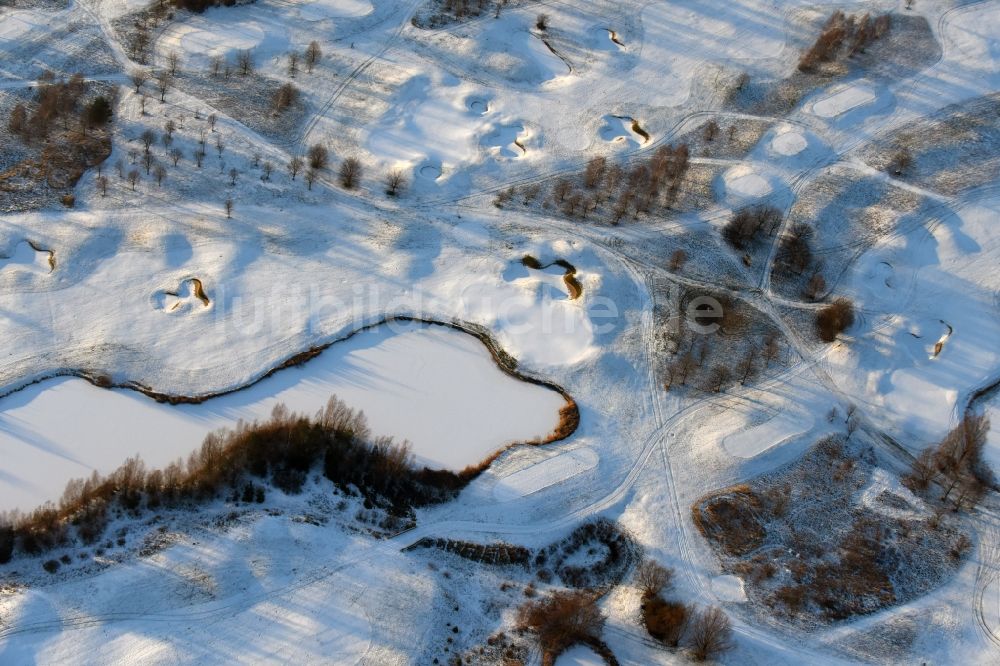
<box><xmin>0</xmin><ymin>322</ymin><xmax>567</xmax><ymax>511</ymax></box>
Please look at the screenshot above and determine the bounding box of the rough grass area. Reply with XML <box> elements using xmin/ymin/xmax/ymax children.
<box><xmin>692</xmin><ymin>437</ymin><xmax>969</xmax><ymax>624</ymax></box>
<box><xmin>856</xmin><ymin>92</ymin><xmax>1000</xmax><ymax>196</ymax></box>
<box><xmin>673</xmin><ymin>116</ymin><xmax>774</xmax><ymax>161</ymax></box>
<box><xmin>768</xmin><ymin>167</ymin><xmax>929</xmax><ymax>300</ymax></box>
<box><xmin>174</xmin><ymin>72</ymin><xmax>310</xmax><ymax>143</ymax></box>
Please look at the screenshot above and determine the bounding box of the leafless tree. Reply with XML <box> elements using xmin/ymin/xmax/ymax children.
<box><xmin>737</xmin><ymin>353</ymin><xmax>756</xmax><ymax>384</ymax></box>
<box><xmin>208</xmin><ymin>55</ymin><xmax>223</xmax><ymax>78</ymax></box>
<box><xmin>97</xmin><ymin>175</ymin><xmax>108</xmax><ymax>196</ymax></box>
<box><xmin>288</xmin><ymin>155</ymin><xmax>303</xmax><ymax>180</ymax></box>
<box><xmin>516</xmin><ymin>590</ymin><xmax>604</xmax><ymax>658</ymax></box>
<box><xmin>815</xmin><ymin>298</ymin><xmax>855</xmax><ymax>342</ymax></box>
<box><xmin>140</xmin><ymin>93</ymin><xmax>148</xmax><ymax>115</ymax></box>
<box><xmin>161</xmin><ymin>132</ymin><xmax>173</xmax><ymax>152</ymax></box>
<box><xmin>140</xmin><ymin>129</ymin><xmax>157</xmax><ymax>153</ymax></box>
<box><xmin>803</xmin><ymin>273</ymin><xmax>826</xmax><ymax>301</ymax></box>
<box><xmin>225</xmin><ymin>198</ymin><xmax>233</xmax><ymax>218</ymax></box>
<box><xmin>207</xmin><ymin>113</ymin><xmax>217</xmax><ymax>132</ymax></box>
<box><xmin>307</xmin><ymin>143</ymin><xmax>329</xmax><ymax>170</ymax></box>
<box><xmin>709</xmin><ymin>365</ymin><xmax>732</xmax><ymax>392</ymax></box>
<box><xmin>305</xmin><ymin>168</ymin><xmax>317</xmax><ymax>190</ymax></box>
<box><xmin>385</xmin><ymin>168</ymin><xmax>406</xmax><ymax>196</ymax></box>
<box><xmin>194</xmin><ymin>149</ymin><xmax>205</xmax><ymax>168</ymax></box>
<box><xmin>229</xmin><ymin>167</ymin><xmax>238</xmax><ymax>186</ymax></box>
<box><xmin>583</xmin><ymin>156</ymin><xmax>606</xmax><ymax>189</ymax></box>
<box><xmin>127</xmin><ymin>169</ymin><xmax>140</xmax><ymax>190</ymax></box>
<box><xmin>669</xmin><ymin>248</ymin><xmax>687</xmax><ymax>272</ymax></box>
<box><xmin>130</xmin><ymin>70</ymin><xmax>148</xmax><ymax>93</ymax></box>
<box><xmin>237</xmin><ymin>50</ymin><xmax>254</xmax><ymax>76</ymax></box>
<box><xmin>115</xmin><ymin>158</ymin><xmax>125</xmax><ymax>179</ymax></box>
<box><xmin>635</xmin><ymin>560</ymin><xmax>673</xmax><ymax>598</ymax></box>
<box><xmin>163</xmin><ymin>119</ymin><xmax>176</xmax><ymax>138</ymax></box>
<box><xmin>687</xmin><ymin>607</ymin><xmax>733</xmax><ymax>662</ymax></box>
<box><xmin>153</xmin><ymin>163</ymin><xmax>166</xmax><ymax>186</ymax></box>
<box><xmin>142</xmin><ymin>151</ymin><xmax>155</xmax><ymax>174</ymax></box>
<box><xmin>762</xmin><ymin>333</ymin><xmax>780</xmax><ymax>367</ymax></box>
<box><xmin>889</xmin><ymin>148</ymin><xmax>913</xmax><ymax>176</ymax></box>
<box><xmin>169</xmin><ymin>148</ymin><xmax>182</xmax><ymax>166</ymax></box>
<box><xmin>304</xmin><ymin>41</ymin><xmax>322</xmax><ymax>73</ymax></box>
<box><xmin>155</xmin><ymin>72</ymin><xmax>170</xmax><ymax>102</ymax></box>
<box><xmin>643</xmin><ymin>596</ymin><xmax>691</xmax><ymax>647</ymax></box>
<box><xmin>215</xmin><ymin>135</ymin><xmax>224</xmax><ymax>157</ymax></box>
<box><xmin>167</xmin><ymin>51</ymin><xmax>180</xmax><ymax>76</ymax></box>
<box><xmin>553</xmin><ymin>178</ymin><xmax>572</xmax><ymax>202</ymax></box>
<box><xmin>339</xmin><ymin>157</ymin><xmax>362</xmax><ymax>189</ymax></box>
<box><xmin>261</xmin><ymin>161</ymin><xmax>273</xmax><ymax>181</ymax></box>
<box><xmin>703</xmin><ymin>119</ymin><xmax>720</xmax><ymax>142</ymax></box>
<box><xmin>272</xmin><ymin>83</ymin><xmax>299</xmax><ymax>112</ymax></box>
<box><xmin>287</xmin><ymin>51</ymin><xmax>299</xmax><ymax>78</ymax></box>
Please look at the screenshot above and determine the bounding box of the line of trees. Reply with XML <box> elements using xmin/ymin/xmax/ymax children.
<box><xmin>0</xmin><ymin>396</ymin><xmax>468</xmax><ymax>565</ymax></box>
<box><xmin>903</xmin><ymin>414</ymin><xmax>994</xmax><ymax>512</ymax></box>
<box><xmin>798</xmin><ymin>10</ymin><xmax>892</xmax><ymax>72</ymax></box>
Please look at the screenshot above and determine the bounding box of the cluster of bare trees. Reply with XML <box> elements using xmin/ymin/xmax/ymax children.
<box><xmin>798</xmin><ymin>10</ymin><xmax>892</xmax><ymax>72</ymax></box>
<box><xmin>7</xmin><ymin>73</ymin><xmax>100</xmax><ymax>142</ymax></box>
<box><xmin>663</xmin><ymin>291</ymin><xmax>781</xmax><ymax>393</ymax></box>
<box><xmin>497</xmin><ymin>144</ymin><xmax>691</xmax><ymax>224</ymax></box>
<box><xmin>272</xmin><ymin>82</ymin><xmax>299</xmax><ymax>112</ymax></box>
<box><xmin>288</xmin><ymin>41</ymin><xmax>323</xmax><ymax>77</ymax></box>
<box><xmin>636</xmin><ymin>560</ymin><xmax>734</xmax><ymax>661</ymax></box>
<box><xmin>904</xmin><ymin>414</ymin><xmax>994</xmax><ymax>512</ymax></box>
<box><xmin>0</xmin><ymin>395</ymin><xmax>468</xmax><ymax>564</ymax></box>
<box><xmin>721</xmin><ymin>204</ymin><xmax>781</xmax><ymax>252</ymax></box>
<box><xmin>776</xmin><ymin>222</ymin><xmax>814</xmax><ymax>276</ymax></box>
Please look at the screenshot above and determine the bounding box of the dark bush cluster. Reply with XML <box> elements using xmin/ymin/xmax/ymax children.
<box><xmin>815</xmin><ymin>297</ymin><xmax>855</xmax><ymax>342</ymax></box>
<box><xmin>515</xmin><ymin>590</ymin><xmax>614</xmax><ymax>665</ymax></box>
<box><xmin>0</xmin><ymin>396</ymin><xmax>469</xmax><ymax>564</ymax></box>
<box><xmin>533</xmin><ymin>518</ymin><xmax>640</xmax><ymax>590</ymax></box>
<box><xmin>406</xmin><ymin>537</ymin><xmax>531</xmax><ymax>566</ymax></box>
<box><xmin>721</xmin><ymin>204</ymin><xmax>781</xmax><ymax>251</ymax></box>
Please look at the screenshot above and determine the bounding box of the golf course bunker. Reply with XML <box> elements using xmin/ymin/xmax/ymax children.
<box><xmin>154</xmin><ymin>277</ymin><xmax>211</xmax><ymax>312</ymax></box>
<box><xmin>516</xmin><ymin>255</ymin><xmax>583</xmax><ymax>300</ymax></box>
<box><xmin>480</xmin><ymin>123</ymin><xmax>528</xmax><ymax>158</ymax></box>
<box><xmin>599</xmin><ymin>115</ymin><xmax>649</xmax><ymax>146</ymax></box>
<box><xmin>0</xmin><ymin>240</ymin><xmax>54</xmax><ymax>274</ymax></box>
<box><xmin>0</xmin><ymin>321</ymin><xmax>570</xmax><ymax>511</ymax></box>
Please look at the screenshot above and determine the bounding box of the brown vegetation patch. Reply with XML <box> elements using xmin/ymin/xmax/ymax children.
<box><xmin>692</xmin><ymin>437</ymin><xmax>971</xmax><ymax>623</ymax></box>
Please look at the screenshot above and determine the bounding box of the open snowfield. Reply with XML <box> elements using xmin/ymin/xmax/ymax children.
<box><xmin>2</xmin><ymin>0</ymin><xmax>1000</xmax><ymax>663</ymax></box>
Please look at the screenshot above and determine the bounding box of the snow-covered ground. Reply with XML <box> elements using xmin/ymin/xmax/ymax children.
<box><xmin>2</xmin><ymin>0</ymin><xmax>1000</xmax><ymax>663</ymax></box>
<box><xmin>0</xmin><ymin>322</ymin><xmax>566</xmax><ymax>511</ymax></box>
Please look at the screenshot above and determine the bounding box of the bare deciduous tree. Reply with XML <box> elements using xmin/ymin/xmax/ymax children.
<box><xmin>304</xmin><ymin>41</ymin><xmax>321</xmax><ymax>73</ymax></box>
<box><xmin>130</xmin><ymin>70</ymin><xmax>148</xmax><ymax>93</ymax></box>
<box><xmin>305</xmin><ymin>168</ymin><xmax>317</xmax><ymax>190</ymax></box>
<box><xmin>140</xmin><ymin>129</ymin><xmax>157</xmax><ymax>153</ymax></box>
<box><xmin>307</xmin><ymin>143</ymin><xmax>329</xmax><ymax>170</ymax></box>
<box><xmin>153</xmin><ymin>163</ymin><xmax>166</xmax><ymax>186</ymax></box>
<box><xmin>155</xmin><ymin>72</ymin><xmax>170</xmax><ymax>102</ymax></box>
<box><xmin>688</xmin><ymin>606</ymin><xmax>733</xmax><ymax>662</ymax></box>
<box><xmin>167</xmin><ymin>51</ymin><xmax>180</xmax><ymax>76</ymax></box>
<box><xmin>224</xmin><ymin>198</ymin><xmax>233</xmax><ymax>218</ymax></box>
<box><xmin>635</xmin><ymin>560</ymin><xmax>673</xmax><ymax>598</ymax></box>
<box><xmin>229</xmin><ymin>167</ymin><xmax>238</xmax><ymax>186</ymax></box>
<box><xmin>127</xmin><ymin>169</ymin><xmax>140</xmax><ymax>190</ymax></box>
<box><xmin>339</xmin><ymin>157</ymin><xmax>361</xmax><ymax>189</ymax></box>
<box><xmin>97</xmin><ymin>175</ymin><xmax>108</xmax><ymax>196</ymax></box>
<box><xmin>288</xmin><ymin>155</ymin><xmax>303</xmax><ymax>180</ymax></box>
<box><xmin>237</xmin><ymin>50</ymin><xmax>254</xmax><ymax>76</ymax></box>
<box><xmin>207</xmin><ymin>113</ymin><xmax>217</xmax><ymax>132</ymax></box>
<box><xmin>385</xmin><ymin>168</ymin><xmax>406</xmax><ymax>196</ymax></box>
<box><xmin>194</xmin><ymin>149</ymin><xmax>205</xmax><ymax>168</ymax></box>
<box><xmin>261</xmin><ymin>161</ymin><xmax>273</xmax><ymax>181</ymax></box>
<box><xmin>169</xmin><ymin>148</ymin><xmax>182</xmax><ymax>166</ymax></box>
<box><xmin>287</xmin><ymin>51</ymin><xmax>299</xmax><ymax>78</ymax></box>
